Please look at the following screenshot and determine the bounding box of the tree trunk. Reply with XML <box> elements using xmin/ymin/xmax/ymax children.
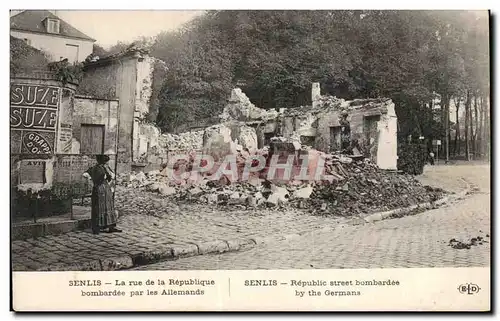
<box><xmin>469</xmin><ymin>96</ymin><xmax>474</xmax><ymax>159</ymax></box>
<box><xmin>465</xmin><ymin>91</ymin><xmax>471</xmax><ymax>161</ymax></box>
<box><xmin>454</xmin><ymin>97</ymin><xmax>460</xmax><ymax>156</ymax></box>
<box><xmin>484</xmin><ymin>96</ymin><xmax>490</xmax><ymax>161</ymax></box>
<box><xmin>476</xmin><ymin>96</ymin><xmax>483</xmax><ymax>158</ymax></box>
<box><xmin>474</xmin><ymin>95</ymin><xmax>479</xmax><ymax>158</ymax></box>
<box><xmin>477</xmin><ymin>96</ymin><xmax>483</xmax><ymax>158</ymax></box>
<box><xmin>440</xmin><ymin>93</ymin><xmax>446</xmax><ymax>161</ymax></box>
<box><xmin>445</xmin><ymin>97</ymin><xmax>451</xmax><ymax>163</ymax></box>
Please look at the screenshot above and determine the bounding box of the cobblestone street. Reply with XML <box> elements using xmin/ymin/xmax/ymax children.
<box><xmin>11</xmin><ymin>197</ymin><xmax>348</xmax><ymax>271</ymax></box>
<box><xmin>133</xmin><ymin>164</ymin><xmax>491</xmax><ymax>270</ymax></box>
<box><xmin>11</xmin><ymin>164</ymin><xmax>489</xmax><ymax>271</ymax></box>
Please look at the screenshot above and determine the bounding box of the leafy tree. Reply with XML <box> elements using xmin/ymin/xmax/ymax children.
<box><xmin>111</xmin><ymin>10</ymin><xmax>489</xmax><ymax>161</ymax></box>
<box><xmin>92</xmin><ymin>43</ymin><xmax>108</xmax><ymax>57</ymax></box>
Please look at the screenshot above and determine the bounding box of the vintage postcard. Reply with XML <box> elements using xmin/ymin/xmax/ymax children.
<box><xmin>9</xmin><ymin>9</ymin><xmax>491</xmax><ymax>312</ymax></box>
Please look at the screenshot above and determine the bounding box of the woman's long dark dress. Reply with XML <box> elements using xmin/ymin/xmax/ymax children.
<box><xmin>86</xmin><ymin>164</ymin><xmax>117</xmax><ymax>232</ymax></box>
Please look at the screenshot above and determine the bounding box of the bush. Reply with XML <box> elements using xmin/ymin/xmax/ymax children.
<box><xmin>10</xmin><ymin>36</ymin><xmax>50</xmax><ymax>75</ymax></box>
<box><xmin>12</xmin><ymin>182</ymin><xmax>91</xmax><ymax>220</ymax></box>
<box><xmin>397</xmin><ymin>143</ymin><xmax>427</xmax><ymax>175</ymax></box>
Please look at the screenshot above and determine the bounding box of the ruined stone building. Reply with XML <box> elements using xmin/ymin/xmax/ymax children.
<box><xmin>76</xmin><ymin>46</ymin><xmax>398</xmax><ymax>173</ymax></box>
<box><xmin>134</xmin><ymin>82</ymin><xmax>398</xmax><ymax>171</ymax></box>
<box><xmin>77</xmin><ymin>46</ymin><xmax>166</xmax><ymax>173</ymax></box>
<box><xmin>10</xmin><ymin>42</ymin><xmax>398</xmax><ymax>225</ymax></box>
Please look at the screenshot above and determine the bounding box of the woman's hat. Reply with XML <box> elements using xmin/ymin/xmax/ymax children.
<box><xmin>96</xmin><ymin>154</ymin><xmax>110</xmax><ymax>163</ymax></box>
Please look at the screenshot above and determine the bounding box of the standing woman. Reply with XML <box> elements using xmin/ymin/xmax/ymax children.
<box><xmin>83</xmin><ymin>155</ymin><xmax>121</xmax><ymax>234</ymax></box>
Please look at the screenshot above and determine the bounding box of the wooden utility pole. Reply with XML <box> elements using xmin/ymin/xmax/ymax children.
<box><xmin>444</xmin><ymin>96</ymin><xmax>450</xmax><ymax>163</ymax></box>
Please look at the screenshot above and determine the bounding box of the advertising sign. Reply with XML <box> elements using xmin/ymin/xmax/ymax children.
<box><xmin>10</xmin><ymin>84</ymin><xmax>60</xmax><ymax>155</ymax></box>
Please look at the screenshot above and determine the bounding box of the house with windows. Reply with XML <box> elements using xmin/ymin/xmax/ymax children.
<box><xmin>10</xmin><ymin>10</ymin><xmax>95</xmax><ymax>63</ymax></box>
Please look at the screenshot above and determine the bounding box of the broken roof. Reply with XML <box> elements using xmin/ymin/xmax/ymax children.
<box><xmin>10</xmin><ymin>10</ymin><xmax>96</xmax><ymax>42</ymax></box>
<box><xmin>283</xmin><ymin>97</ymin><xmax>393</xmax><ymax>118</ymax></box>
<box><xmin>83</xmin><ymin>42</ymin><xmax>151</xmax><ymax>69</ymax></box>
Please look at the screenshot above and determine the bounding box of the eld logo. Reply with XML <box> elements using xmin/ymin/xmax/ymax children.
<box><xmin>458</xmin><ymin>283</ymin><xmax>481</xmax><ymax>295</ymax></box>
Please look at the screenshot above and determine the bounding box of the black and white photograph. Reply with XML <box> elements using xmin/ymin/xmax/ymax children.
<box><xmin>9</xmin><ymin>8</ymin><xmax>491</xmax><ymax>311</ymax></box>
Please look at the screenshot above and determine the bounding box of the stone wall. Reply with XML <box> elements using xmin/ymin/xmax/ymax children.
<box><xmin>133</xmin><ymin>121</ymin><xmax>260</xmax><ymax>170</ymax></box>
<box><xmin>10</xmin><ymin>73</ymin><xmax>122</xmax><ymax>221</ymax></box>
<box><xmin>313</xmin><ymin>98</ymin><xmax>397</xmax><ymax>170</ymax></box>
<box><xmin>120</xmin><ymin>84</ymin><xmax>398</xmax><ymax>173</ymax></box>
<box><xmin>77</xmin><ymin>63</ymin><xmax>117</xmax><ymax>99</ymax></box>
<box><xmin>219</xmin><ymin>86</ymin><xmax>398</xmax><ymax>170</ymax></box>
<box><xmin>220</xmin><ymin>88</ymin><xmax>279</xmax><ymax>122</ymax></box>
<box><xmin>131</xmin><ymin>123</ymin><xmax>205</xmax><ymax>171</ymax></box>
<box><xmin>73</xmin><ymin>96</ymin><xmax>119</xmax><ymax>156</ymax></box>
<box><xmin>79</xmin><ymin>50</ymin><xmax>153</xmax><ymax>173</ymax></box>
<box><xmin>229</xmin><ymin>123</ymin><xmax>259</xmax><ymax>153</ymax></box>
<box><xmin>161</xmin><ymin>130</ymin><xmax>204</xmax><ymax>151</ymax></box>
<box><xmin>10</xmin><ymin>73</ymin><xmax>77</xmax><ymax>192</ymax></box>
<box><xmin>135</xmin><ymin>56</ymin><xmax>155</xmax><ymax>120</ymax></box>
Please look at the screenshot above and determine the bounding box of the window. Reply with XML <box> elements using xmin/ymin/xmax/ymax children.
<box><xmin>264</xmin><ymin>133</ymin><xmax>275</xmax><ymax>146</ymax></box>
<box><xmin>364</xmin><ymin>115</ymin><xmax>381</xmax><ymax>144</ymax></box>
<box><xmin>300</xmin><ymin>135</ymin><xmax>315</xmax><ymax>147</ymax></box>
<box><xmin>65</xmin><ymin>44</ymin><xmax>79</xmax><ymax>63</ymax></box>
<box><xmin>46</xmin><ymin>18</ymin><xmax>60</xmax><ymax>34</ymax></box>
<box><xmin>329</xmin><ymin>126</ymin><xmax>342</xmax><ymax>152</ymax></box>
<box><xmin>80</xmin><ymin>124</ymin><xmax>105</xmax><ymax>155</ymax></box>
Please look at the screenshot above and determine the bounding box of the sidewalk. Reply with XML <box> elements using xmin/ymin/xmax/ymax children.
<box><xmin>11</xmin><ymin>201</ymin><xmax>350</xmax><ymax>271</ymax></box>
<box><xmin>11</xmin><ymin>165</ymin><xmax>475</xmax><ymax>271</ymax></box>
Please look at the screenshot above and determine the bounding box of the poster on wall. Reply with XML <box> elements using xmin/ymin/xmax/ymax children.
<box><xmin>10</xmin><ymin>83</ymin><xmax>60</xmax><ymax>155</ymax></box>
<box><xmin>20</xmin><ymin>131</ymin><xmax>55</xmax><ymax>154</ymax></box>
<box><xmin>19</xmin><ymin>160</ymin><xmax>46</xmax><ymax>184</ymax></box>
<box><xmin>59</xmin><ymin>124</ymin><xmax>73</xmax><ymax>153</ymax></box>
<box><xmin>57</xmin><ymin>89</ymin><xmax>74</xmax><ymax>154</ymax></box>
<box><xmin>53</xmin><ymin>155</ymin><xmax>97</xmax><ymax>184</ymax></box>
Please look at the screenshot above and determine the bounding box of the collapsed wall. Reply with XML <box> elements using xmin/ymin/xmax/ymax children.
<box><xmin>133</xmin><ymin>89</ymin><xmax>265</xmax><ymax>169</ymax></box>
<box><xmin>218</xmin><ymin>87</ymin><xmax>398</xmax><ymax>170</ymax></box>
<box><xmin>135</xmin><ymin>121</ymin><xmax>259</xmax><ymax>170</ymax></box>
<box><xmin>220</xmin><ymin>88</ymin><xmax>279</xmax><ymax>122</ymax></box>
<box><xmin>133</xmin><ymin>83</ymin><xmax>397</xmax><ymax>172</ymax></box>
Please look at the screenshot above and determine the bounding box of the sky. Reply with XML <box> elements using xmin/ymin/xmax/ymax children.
<box><xmin>53</xmin><ymin>10</ymin><xmax>204</xmax><ymax>48</ymax></box>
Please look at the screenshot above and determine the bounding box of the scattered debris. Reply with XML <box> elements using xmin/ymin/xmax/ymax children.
<box><xmin>448</xmin><ymin>236</ymin><xmax>488</xmax><ymax>249</ymax></box>
<box><xmin>116</xmin><ymin>147</ymin><xmax>446</xmax><ymax>218</ymax></box>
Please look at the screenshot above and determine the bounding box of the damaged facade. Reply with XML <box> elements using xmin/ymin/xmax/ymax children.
<box><xmin>10</xmin><ymin>71</ymin><xmax>120</xmax><ymax>220</ymax></box>
<box><xmin>10</xmin><ymin>45</ymin><xmax>397</xmax><ymax>223</ymax></box>
<box><xmin>78</xmin><ymin>45</ymin><xmax>167</xmax><ymax>173</ymax></box>
<box><xmin>79</xmin><ymin>45</ymin><xmax>397</xmax><ymax>173</ymax></box>
<box><xmin>134</xmin><ymin>82</ymin><xmax>398</xmax><ymax>172</ymax></box>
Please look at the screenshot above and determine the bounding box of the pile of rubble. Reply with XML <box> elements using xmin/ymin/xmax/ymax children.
<box><xmin>159</xmin><ymin>130</ymin><xmax>204</xmax><ymax>151</ymax></box>
<box><xmin>305</xmin><ymin>157</ymin><xmax>445</xmax><ymax>216</ymax></box>
<box><xmin>116</xmin><ymin>151</ymin><xmax>446</xmax><ymax>217</ymax></box>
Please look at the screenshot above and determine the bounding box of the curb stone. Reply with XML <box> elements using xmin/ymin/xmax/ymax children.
<box><xmin>35</xmin><ymin>237</ymin><xmax>257</xmax><ymax>272</ymax></box>
<box><xmin>33</xmin><ymin>183</ymin><xmax>474</xmax><ymax>272</ymax></box>
<box><xmin>363</xmin><ymin>183</ymin><xmax>473</xmax><ymax>224</ymax></box>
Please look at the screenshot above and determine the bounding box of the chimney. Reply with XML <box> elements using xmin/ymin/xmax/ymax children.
<box><xmin>10</xmin><ymin>10</ymin><xmax>24</xmax><ymax>17</ymax></box>
<box><xmin>311</xmin><ymin>82</ymin><xmax>321</xmax><ymax>108</ymax></box>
